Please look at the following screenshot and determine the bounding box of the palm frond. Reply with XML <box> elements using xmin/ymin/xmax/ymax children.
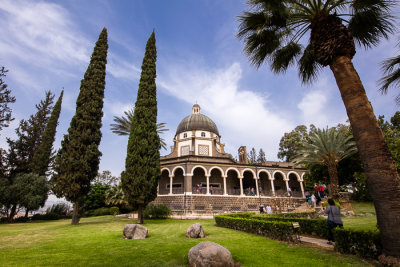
<box><xmin>271</xmin><ymin>42</ymin><xmax>302</xmax><ymax>73</ymax></box>
<box><xmin>298</xmin><ymin>44</ymin><xmax>322</xmax><ymax>84</ymax></box>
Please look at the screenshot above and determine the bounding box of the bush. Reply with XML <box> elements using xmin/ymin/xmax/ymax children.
<box><xmin>144</xmin><ymin>204</ymin><xmax>171</xmax><ymax>219</ymax></box>
<box><xmin>334</xmin><ymin>228</ymin><xmax>382</xmax><ymax>259</ymax></box>
<box><xmin>84</xmin><ymin>207</ymin><xmax>113</xmax><ymax>217</ymax></box>
<box><xmin>31</xmin><ymin>212</ymin><xmax>71</xmax><ymax>220</ymax></box>
<box><xmin>46</xmin><ymin>203</ymin><xmax>70</xmax><ymax>216</ymax></box>
<box><xmin>215</xmin><ymin>214</ymin><xmax>297</xmax><ymax>242</ymax></box>
<box><xmin>110</xmin><ymin>207</ymin><xmax>119</xmax><ymax>216</ymax></box>
<box><xmin>265</xmin><ymin>212</ymin><xmax>319</xmax><ymax>219</ymax></box>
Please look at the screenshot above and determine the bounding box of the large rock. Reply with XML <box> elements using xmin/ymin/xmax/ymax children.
<box><xmin>123</xmin><ymin>224</ymin><xmax>148</xmax><ymax>239</ymax></box>
<box><xmin>188</xmin><ymin>241</ymin><xmax>235</xmax><ymax>267</ymax></box>
<box><xmin>185</xmin><ymin>223</ymin><xmax>206</xmax><ymax>238</ymax></box>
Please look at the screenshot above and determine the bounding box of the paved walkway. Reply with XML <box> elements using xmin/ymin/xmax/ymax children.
<box><xmin>299</xmin><ymin>235</ymin><xmax>334</xmax><ymax>249</ymax></box>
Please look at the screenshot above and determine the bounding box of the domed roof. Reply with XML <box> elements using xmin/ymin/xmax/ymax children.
<box><xmin>176</xmin><ymin>105</ymin><xmax>220</xmax><ymax>136</ymax></box>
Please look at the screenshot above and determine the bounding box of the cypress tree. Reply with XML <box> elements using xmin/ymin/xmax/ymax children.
<box><xmin>51</xmin><ymin>28</ymin><xmax>108</xmax><ymax>225</ymax></box>
<box><xmin>121</xmin><ymin>32</ymin><xmax>160</xmax><ymax>224</ymax></box>
<box><xmin>31</xmin><ymin>90</ymin><xmax>63</xmax><ymax>176</ymax></box>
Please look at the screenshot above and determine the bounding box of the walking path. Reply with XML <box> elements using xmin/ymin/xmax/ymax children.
<box><xmin>299</xmin><ymin>235</ymin><xmax>334</xmax><ymax>249</ymax></box>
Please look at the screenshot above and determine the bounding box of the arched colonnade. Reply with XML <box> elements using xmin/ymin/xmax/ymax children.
<box><xmin>159</xmin><ymin>165</ymin><xmax>306</xmax><ymax>198</ymax></box>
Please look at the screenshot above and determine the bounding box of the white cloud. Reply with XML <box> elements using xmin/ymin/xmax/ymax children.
<box><xmin>159</xmin><ymin>62</ymin><xmax>294</xmax><ymax>160</ymax></box>
<box><xmin>298</xmin><ymin>90</ymin><xmax>328</xmax><ymax>126</ymax></box>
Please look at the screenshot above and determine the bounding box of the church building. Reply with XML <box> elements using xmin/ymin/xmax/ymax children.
<box><xmin>152</xmin><ymin>104</ymin><xmax>306</xmax><ymax>215</ymax></box>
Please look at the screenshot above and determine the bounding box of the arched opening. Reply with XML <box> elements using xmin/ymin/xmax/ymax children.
<box><xmin>259</xmin><ymin>171</ymin><xmax>272</xmax><ymax>196</ymax></box>
<box><xmin>243</xmin><ymin>170</ymin><xmax>256</xmax><ymax>196</ymax></box>
<box><xmin>170</xmin><ymin>168</ymin><xmax>184</xmax><ymax>194</ymax></box>
<box><xmin>209</xmin><ymin>168</ymin><xmax>223</xmax><ymax>195</ymax></box>
<box><xmin>288</xmin><ymin>173</ymin><xmax>302</xmax><ymax>197</ymax></box>
<box><xmin>192</xmin><ymin>167</ymin><xmax>207</xmax><ymax>194</ymax></box>
<box><xmin>273</xmin><ymin>172</ymin><xmax>287</xmax><ymax>197</ymax></box>
<box><xmin>226</xmin><ymin>169</ymin><xmax>240</xmax><ymax>195</ymax></box>
<box><xmin>159</xmin><ymin>169</ymin><xmax>170</xmax><ymax>195</ymax></box>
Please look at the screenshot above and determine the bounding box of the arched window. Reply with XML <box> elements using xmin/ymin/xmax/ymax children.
<box><xmin>201</xmin><ymin>132</ymin><xmax>206</xmax><ymax>137</ymax></box>
<box><xmin>183</xmin><ymin>133</ymin><xmax>187</xmax><ymax>138</ymax></box>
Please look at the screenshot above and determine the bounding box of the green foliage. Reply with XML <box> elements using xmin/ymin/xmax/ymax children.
<box><xmin>110</xmin><ymin>206</ymin><xmax>119</xmax><ymax>215</ymax></box>
<box><xmin>52</xmin><ymin>28</ymin><xmax>108</xmax><ymax>222</ymax></box>
<box><xmin>110</xmin><ymin>108</ymin><xmax>169</xmax><ymax>150</ymax></box>
<box><xmin>84</xmin><ymin>207</ymin><xmax>113</xmax><ymax>217</ymax></box>
<box><xmin>105</xmin><ymin>184</ymin><xmax>128</xmax><ymax>207</ymax></box>
<box><xmin>31</xmin><ymin>203</ymin><xmax>71</xmax><ymax>221</ymax></box>
<box><xmin>83</xmin><ymin>182</ymin><xmax>111</xmax><ymax>210</ymax></box>
<box><xmin>247</xmin><ymin>147</ymin><xmax>257</xmax><ymax>163</ymax></box>
<box><xmin>257</xmin><ymin>148</ymin><xmax>266</xmax><ymax>163</ymax></box>
<box><xmin>377</xmin><ymin>112</ymin><xmax>400</xmax><ymax>173</ymax></box>
<box><xmin>143</xmin><ymin>204</ymin><xmax>171</xmax><ymax>219</ymax></box>
<box><xmin>46</xmin><ymin>203</ymin><xmax>70</xmax><ymax>215</ymax></box>
<box><xmin>215</xmin><ymin>214</ymin><xmax>297</xmax><ymax>242</ymax></box>
<box><xmin>0</xmin><ymin>66</ymin><xmax>16</xmax><ymax>132</ymax></box>
<box><xmin>31</xmin><ymin>90</ymin><xmax>63</xmax><ymax>176</ymax></box>
<box><xmin>334</xmin><ymin>228</ymin><xmax>382</xmax><ymax>259</ymax></box>
<box><xmin>121</xmin><ymin>32</ymin><xmax>160</xmax><ymax>222</ymax></box>
<box><xmin>351</xmin><ymin>172</ymin><xmax>372</xmax><ymax>201</ymax></box>
<box><xmin>93</xmin><ymin>170</ymin><xmax>119</xmax><ymax>186</ymax></box>
<box><xmin>277</xmin><ymin>125</ymin><xmax>309</xmax><ymax>162</ymax></box>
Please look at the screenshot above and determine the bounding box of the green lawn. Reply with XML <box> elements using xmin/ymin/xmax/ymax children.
<box><xmin>342</xmin><ymin>202</ymin><xmax>377</xmax><ymax>231</ymax></box>
<box><xmin>0</xmin><ymin>216</ymin><xmax>374</xmax><ymax>267</ymax></box>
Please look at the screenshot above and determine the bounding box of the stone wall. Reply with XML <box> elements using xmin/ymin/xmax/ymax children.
<box><xmin>151</xmin><ymin>195</ymin><xmax>304</xmax><ymax>215</ymax></box>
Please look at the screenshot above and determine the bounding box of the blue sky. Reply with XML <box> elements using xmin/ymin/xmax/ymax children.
<box><xmin>1</xmin><ymin>0</ymin><xmax>399</xmax><ymax>178</ymax></box>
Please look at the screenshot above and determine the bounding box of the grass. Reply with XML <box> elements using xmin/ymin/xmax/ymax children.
<box><xmin>0</xmin><ymin>216</ymin><xmax>374</xmax><ymax>267</ymax></box>
<box><xmin>341</xmin><ymin>202</ymin><xmax>377</xmax><ymax>231</ymax></box>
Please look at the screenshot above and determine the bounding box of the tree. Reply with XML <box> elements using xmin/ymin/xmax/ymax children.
<box><xmin>379</xmin><ymin>53</ymin><xmax>400</xmax><ymax>104</ymax></box>
<box><xmin>51</xmin><ymin>28</ymin><xmax>108</xmax><ymax>225</ymax></box>
<box><xmin>110</xmin><ymin>108</ymin><xmax>168</xmax><ymax>150</ymax></box>
<box><xmin>292</xmin><ymin>127</ymin><xmax>357</xmax><ymax>199</ymax></box>
<box><xmin>238</xmin><ymin>0</ymin><xmax>400</xmax><ymax>257</ymax></box>
<box><xmin>83</xmin><ymin>182</ymin><xmax>110</xmax><ymax>210</ymax></box>
<box><xmin>0</xmin><ymin>66</ymin><xmax>16</xmax><ymax>132</ymax></box>
<box><xmin>93</xmin><ymin>170</ymin><xmax>119</xmax><ymax>186</ymax></box>
<box><xmin>257</xmin><ymin>148</ymin><xmax>266</xmax><ymax>163</ymax></box>
<box><xmin>105</xmin><ymin>184</ymin><xmax>128</xmax><ymax>207</ymax></box>
<box><xmin>247</xmin><ymin>147</ymin><xmax>257</xmax><ymax>164</ymax></box>
<box><xmin>278</xmin><ymin>125</ymin><xmax>309</xmax><ymax>162</ymax></box>
<box><xmin>31</xmin><ymin>90</ymin><xmax>63</xmax><ymax>176</ymax></box>
<box><xmin>121</xmin><ymin>32</ymin><xmax>160</xmax><ymax>224</ymax></box>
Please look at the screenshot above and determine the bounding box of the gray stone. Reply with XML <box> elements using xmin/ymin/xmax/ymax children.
<box><xmin>185</xmin><ymin>223</ymin><xmax>206</xmax><ymax>238</ymax></box>
<box><xmin>188</xmin><ymin>241</ymin><xmax>235</xmax><ymax>267</ymax></box>
<box><xmin>123</xmin><ymin>224</ymin><xmax>148</xmax><ymax>239</ymax></box>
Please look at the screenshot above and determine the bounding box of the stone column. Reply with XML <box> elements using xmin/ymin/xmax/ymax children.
<box><xmin>285</xmin><ymin>179</ymin><xmax>289</xmax><ymax>192</ymax></box>
<box><xmin>239</xmin><ymin>176</ymin><xmax>244</xmax><ymax>196</ymax></box>
<box><xmin>270</xmin><ymin>179</ymin><xmax>275</xmax><ymax>196</ymax></box>
<box><xmin>169</xmin><ymin>175</ymin><xmax>173</xmax><ymax>195</ymax></box>
<box><xmin>255</xmin><ymin>178</ymin><xmax>259</xmax><ymax>197</ymax></box>
<box><xmin>206</xmin><ymin>175</ymin><xmax>210</xmax><ymax>195</ymax></box>
<box><xmin>222</xmin><ymin>175</ymin><xmax>227</xmax><ymax>195</ymax></box>
<box><xmin>185</xmin><ymin>174</ymin><xmax>193</xmax><ymax>195</ymax></box>
<box><xmin>299</xmin><ymin>180</ymin><xmax>305</xmax><ymax>198</ymax></box>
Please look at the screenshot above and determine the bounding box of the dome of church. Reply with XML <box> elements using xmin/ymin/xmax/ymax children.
<box><xmin>176</xmin><ymin>104</ymin><xmax>220</xmax><ymax>136</ymax></box>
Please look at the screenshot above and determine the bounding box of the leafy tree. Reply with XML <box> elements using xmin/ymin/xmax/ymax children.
<box><xmin>238</xmin><ymin>0</ymin><xmax>400</xmax><ymax>257</ymax></box>
<box><xmin>121</xmin><ymin>32</ymin><xmax>160</xmax><ymax>224</ymax></box>
<box><xmin>110</xmin><ymin>108</ymin><xmax>168</xmax><ymax>150</ymax></box>
<box><xmin>247</xmin><ymin>147</ymin><xmax>257</xmax><ymax>164</ymax></box>
<box><xmin>0</xmin><ymin>66</ymin><xmax>16</xmax><ymax>132</ymax></box>
<box><xmin>51</xmin><ymin>28</ymin><xmax>108</xmax><ymax>225</ymax></box>
<box><xmin>31</xmin><ymin>90</ymin><xmax>63</xmax><ymax>176</ymax></box>
<box><xmin>257</xmin><ymin>148</ymin><xmax>266</xmax><ymax>163</ymax></box>
<box><xmin>292</xmin><ymin>127</ymin><xmax>357</xmax><ymax>199</ymax></box>
<box><xmin>378</xmin><ymin>112</ymin><xmax>400</xmax><ymax>173</ymax></box>
<box><xmin>278</xmin><ymin>125</ymin><xmax>309</xmax><ymax>162</ymax></box>
<box><xmin>93</xmin><ymin>170</ymin><xmax>119</xmax><ymax>186</ymax></box>
<box><xmin>83</xmin><ymin>182</ymin><xmax>111</xmax><ymax>210</ymax></box>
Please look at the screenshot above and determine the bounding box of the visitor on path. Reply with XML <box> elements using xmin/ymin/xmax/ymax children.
<box><xmin>266</xmin><ymin>205</ymin><xmax>272</xmax><ymax>214</ymax></box>
<box><xmin>287</xmin><ymin>186</ymin><xmax>292</xmax><ymax>197</ymax></box>
<box><xmin>311</xmin><ymin>193</ymin><xmax>317</xmax><ymax>208</ymax></box>
<box><xmin>210</xmin><ymin>185</ymin><xmax>213</xmax><ymax>195</ymax></box>
<box><xmin>259</xmin><ymin>204</ymin><xmax>265</xmax><ymax>214</ymax></box>
<box><xmin>319</xmin><ymin>185</ymin><xmax>325</xmax><ymax>198</ymax></box>
<box><xmin>196</xmin><ymin>184</ymin><xmax>200</xmax><ymax>193</ymax></box>
<box><xmin>325</xmin><ymin>199</ymin><xmax>343</xmax><ymax>244</ymax></box>
<box><xmin>250</xmin><ymin>187</ymin><xmax>255</xmax><ymax>196</ymax></box>
<box><xmin>259</xmin><ymin>186</ymin><xmax>263</xmax><ymax>196</ymax></box>
<box><xmin>305</xmin><ymin>191</ymin><xmax>310</xmax><ymax>204</ymax></box>
<box><xmin>199</xmin><ymin>183</ymin><xmax>203</xmax><ymax>193</ymax></box>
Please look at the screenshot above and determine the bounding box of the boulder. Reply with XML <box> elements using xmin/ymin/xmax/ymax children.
<box><xmin>188</xmin><ymin>241</ymin><xmax>235</xmax><ymax>267</ymax></box>
<box><xmin>123</xmin><ymin>224</ymin><xmax>148</xmax><ymax>239</ymax></box>
<box><xmin>185</xmin><ymin>223</ymin><xmax>205</xmax><ymax>238</ymax></box>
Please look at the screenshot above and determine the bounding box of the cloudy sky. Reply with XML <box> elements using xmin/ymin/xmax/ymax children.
<box><xmin>1</xmin><ymin>0</ymin><xmax>399</xmax><ymax>178</ymax></box>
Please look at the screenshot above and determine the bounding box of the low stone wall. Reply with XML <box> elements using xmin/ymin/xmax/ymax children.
<box><xmin>151</xmin><ymin>195</ymin><xmax>304</xmax><ymax>215</ymax></box>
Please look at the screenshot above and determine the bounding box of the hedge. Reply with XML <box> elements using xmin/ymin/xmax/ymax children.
<box><xmin>215</xmin><ymin>214</ymin><xmax>298</xmax><ymax>242</ymax></box>
<box><xmin>334</xmin><ymin>228</ymin><xmax>382</xmax><ymax>259</ymax></box>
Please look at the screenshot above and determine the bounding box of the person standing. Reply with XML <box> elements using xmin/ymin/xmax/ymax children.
<box><xmin>324</xmin><ymin>199</ymin><xmax>343</xmax><ymax>244</ymax></box>
<box><xmin>210</xmin><ymin>185</ymin><xmax>213</xmax><ymax>195</ymax></box>
<box><xmin>259</xmin><ymin>204</ymin><xmax>265</xmax><ymax>214</ymax></box>
<box><xmin>199</xmin><ymin>183</ymin><xmax>203</xmax><ymax>194</ymax></box>
<box><xmin>266</xmin><ymin>205</ymin><xmax>272</xmax><ymax>214</ymax></box>
<box><xmin>311</xmin><ymin>193</ymin><xmax>317</xmax><ymax>208</ymax></box>
<box><xmin>287</xmin><ymin>186</ymin><xmax>292</xmax><ymax>197</ymax></box>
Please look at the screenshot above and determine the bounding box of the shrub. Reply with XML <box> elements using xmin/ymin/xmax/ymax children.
<box><xmin>144</xmin><ymin>204</ymin><xmax>171</xmax><ymax>219</ymax></box>
<box><xmin>31</xmin><ymin>212</ymin><xmax>71</xmax><ymax>220</ymax></box>
<box><xmin>84</xmin><ymin>207</ymin><xmax>112</xmax><ymax>217</ymax></box>
<box><xmin>110</xmin><ymin>207</ymin><xmax>119</xmax><ymax>216</ymax></box>
<box><xmin>265</xmin><ymin>212</ymin><xmax>319</xmax><ymax>219</ymax></box>
<box><xmin>46</xmin><ymin>203</ymin><xmax>70</xmax><ymax>216</ymax></box>
<box><xmin>215</xmin><ymin>214</ymin><xmax>297</xmax><ymax>242</ymax></box>
<box><xmin>334</xmin><ymin>228</ymin><xmax>382</xmax><ymax>259</ymax></box>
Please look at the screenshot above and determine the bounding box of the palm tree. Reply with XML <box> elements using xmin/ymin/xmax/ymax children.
<box><xmin>105</xmin><ymin>184</ymin><xmax>129</xmax><ymax>207</ymax></box>
<box><xmin>238</xmin><ymin>0</ymin><xmax>400</xmax><ymax>257</ymax></box>
<box><xmin>379</xmin><ymin>54</ymin><xmax>400</xmax><ymax>104</ymax></box>
<box><xmin>110</xmin><ymin>108</ymin><xmax>169</xmax><ymax>150</ymax></box>
<box><xmin>292</xmin><ymin>127</ymin><xmax>357</xmax><ymax>199</ymax></box>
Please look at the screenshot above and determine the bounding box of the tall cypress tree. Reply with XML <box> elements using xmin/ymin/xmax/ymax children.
<box><xmin>51</xmin><ymin>28</ymin><xmax>108</xmax><ymax>225</ymax></box>
<box><xmin>121</xmin><ymin>32</ymin><xmax>160</xmax><ymax>224</ymax></box>
<box><xmin>31</xmin><ymin>90</ymin><xmax>63</xmax><ymax>176</ymax></box>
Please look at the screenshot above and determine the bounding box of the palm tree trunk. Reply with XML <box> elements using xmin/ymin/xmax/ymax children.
<box><xmin>330</xmin><ymin>55</ymin><xmax>400</xmax><ymax>257</ymax></box>
<box><xmin>327</xmin><ymin>163</ymin><xmax>339</xmax><ymax>200</ymax></box>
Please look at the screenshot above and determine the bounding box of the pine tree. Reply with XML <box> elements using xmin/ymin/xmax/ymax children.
<box><xmin>257</xmin><ymin>149</ymin><xmax>266</xmax><ymax>163</ymax></box>
<box><xmin>31</xmin><ymin>90</ymin><xmax>63</xmax><ymax>176</ymax></box>
<box><xmin>121</xmin><ymin>32</ymin><xmax>160</xmax><ymax>224</ymax></box>
<box><xmin>51</xmin><ymin>28</ymin><xmax>108</xmax><ymax>225</ymax></box>
<box><xmin>248</xmin><ymin>147</ymin><xmax>257</xmax><ymax>164</ymax></box>
<box><xmin>0</xmin><ymin>66</ymin><xmax>16</xmax><ymax>132</ymax></box>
